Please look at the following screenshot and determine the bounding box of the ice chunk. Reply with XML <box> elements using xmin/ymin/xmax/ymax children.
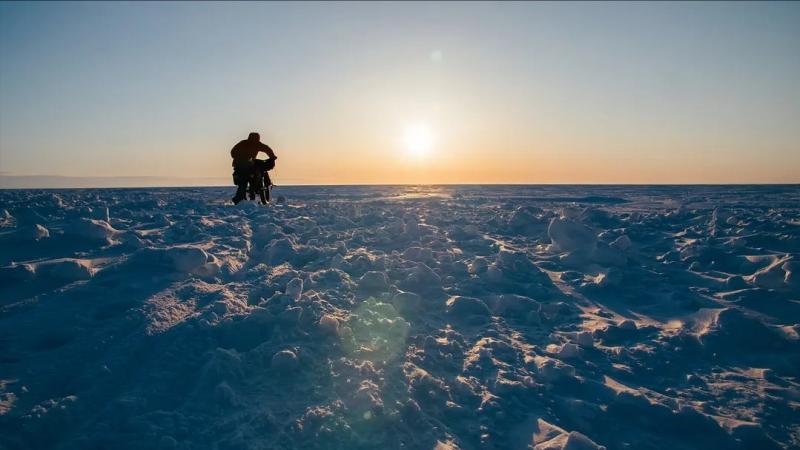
<box><xmin>531</xmin><ymin>418</ymin><xmax>606</xmax><ymax>450</ymax></box>
<box><xmin>211</xmin><ymin>301</ymin><xmax>229</xmax><ymax>315</ymax></box>
<box><xmin>271</xmin><ymin>349</ymin><xmax>299</xmax><ymax>373</ymax></box>
<box><xmin>67</xmin><ymin>218</ymin><xmax>118</xmax><ymax>241</ymax></box>
<box><xmin>318</xmin><ymin>314</ymin><xmax>340</xmax><ymax>335</ymax></box>
<box><xmin>35</xmin><ymin>258</ymin><xmax>94</xmax><ymax>282</ymax></box>
<box><xmin>392</xmin><ymin>291</ymin><xmax>422</xmax><ymax>316</ymax></box>
<box><xmin>468</xmin><ymin>257</ymin><xmax>488</xmax><ymax>274</ymax></box>
<box><xmin>404</xmin><ymin>263</ymin><xmax>441</xmax><ymax>292</ymax></box>
<box><xmin>573</xmin><ymin>331</ymin><xmax>594</xmax><ymax>348</ymax></box>
<box><xmin>213</xmin><ymin>381</ymin><xmax>238</xmax><ymax>407</ymax></box>
<box><xmin>534</xmin><ymin>356</ymin><xmax>576</xmax><ymax>383</ymax></box>
<box><xmin>117</xmin><ymin>231</ymin><xmax>146</xmax><ymax>249</ymax></box>
<box><xmin>488</xmin><ymin>249</ymin><xmax>550</xmax><ymax>284</ymax></box>
<box><xmin>589</xmin><ymin>242</ymin><xmax>627</xmax><ymax>266</ymax></box>
<box><xmin>508</xmin><ymin>207</ymin><xmax>544</xmax><ymax>233</ymax></box>
<box><xmin>746</xmin><ymin>255</ymin><xmax>792</xmax><ymax>289</ymax></box>
<box><xmin>587</xmin><ymin>268</ymin><xmax>622</xmax><ymax>288</ymax></box>
<box><xmin>547</xmin><ymin>342</ymin><xmax>581</xmax><ymax>359</ymax></box>
<box><xmin>610</xmin><ymin>234</ymin><xmax>633</xmax><ymax>252</ymax></box>
<box><xmin>433</xmin><ymin>441</ymin><xmax>460</xmax><ymax>450</ymax></box>
<box><xmin>285</xmin><ymin>277</ymin><xmax>304</xmax><ymax>301</ymax></box>
<box><xmin>492</xmin><ymin>294</ymin><xmax>540</xmax><ymax>316</ymax></box>
<box><xmin>358</xmin><ymin>271</ymin><xmax>389</xmax><ymax>292</ymax></box>
<box><xmin>446</xmin><ymin>296</ymin><xmax>490</xmax><ymax>319</ymax></box>
<box><xmin>562</xmin><ymin>432</ymin><xmax>606</xmax><ymax>450</ymax></box>
<box><xmin>266</xmin><ymin>238</ymin><xmax>297</xmax><ymax>265</ymax></box>
<box><xmin>0</xmin><ymin>209</ymin><xmax>12</xmax><ymax>223</ymax></box>
<box><xmin>700</xmin><ymin>308</ymin><xmax>787</xmax><ymax>352</ymax></box>
<box><xmin>347</xmin><ymin>379</ymin><xmax>383</xmax><ymax>414</ymax></box>
<box><xmin>252</xmin><ymin>222</ymin><xmax>282</xmax><ymax>246</ymax></box>
<box><xmin>167</xmin><ymin>246</ymin><xmax>210</xmax><ymax>273</ymax></box>
<box><xmin>93</xmin><ymin>206</ymin><xmax>110</xmax><ymax>222</ymax></box>
<box><xmin>0</xmin><ymin>263</ymin><xmax>36</xmax><ymax>282</ymax></box>
<box><xmin>78</xmin><ymin>206</ymin><xmax>110</xmax><ymax>222</ymax></box>
<box><xmin>279</xmin><ymin>306</ymin><xmax>303</xmax><ymax>325</ymax></box>
<box><xmin>17</xmin><ymin>223</ymin><xmax>50</xmax><ymax>240</ymax></box>
<box><xmin>548</xmin><ymin>217</ymin><xmax>596</xmax><ymax>253</ymax></box>
<box><xmin>402</xmin><ymin>246</ymin><xmax>433</xmax><ymax>262</ymax></box>
<box><xmin>403</xmin><ymin>218</ymin><xmax>420</xmax><ymax>237</ymax></box>
<box><xmin>125</xmin><ymin>246</ymin><xmax>216</xmax><ymax>276</ymax></box>
<box><xmin>496</xmin><ymin>249</ymin><xmax>534</xmax><ymax>273</ymax></box>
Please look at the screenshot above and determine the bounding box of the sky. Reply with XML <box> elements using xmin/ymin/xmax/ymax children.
<box><xmin>1</xmin><ymin>1</ymin><xmax>799</xmax><ymax>186</ymax></box>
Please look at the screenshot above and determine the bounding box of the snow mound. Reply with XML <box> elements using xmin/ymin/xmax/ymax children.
<box><xmin>318</xmin><ymin>314</ymin><xmax>340</xmax><ymax>335</ymax></box>
<box><xmin>0</xmin><ymin>263</ymin><xmax>37</xmax><ymax>282</ymax></box>
<box><xmin>121</xmin><ymin>245</ymin><xmax>218</xmax><ymax>277</ymax></box>
<box><xmin>402</xmin><ymin>263</ymin><xmax>442</xmax><ymax>292</ymax></box>
<box><xmin>492</xmin><ymin>294</ymin><xmax>541</xmax><ymax>316</ymax></box>
<box><xmin>446</xmin><ymin>296</ymin><xmax>491</xmax><ymax>320</ymax></box>
<box><xmin>402</xmin><ymin>246</ymin><xmax>434</xmax><ymax>263</ymax></box>
<box><xmin>16</xmin><ymin>223</ymin><xmax>50</xmax><ymax>240</ymax></box>
<box><xmin>358</xmin><ymin>270</ymin><xmax>390</xmax><ymax>293</ymax></box>
<box><xmin>285</xmin><ymin>277</ymin><xmax>304</xmax><ymax>300</ymax></box>
<box><xmin>548</xmin><ymin>217</ymin><xmax>596</xmax><ymax>253</ymax></box>
<box><xmin>508</xmin><ymin>207</ymin><xmax>546</xmax><ymax>234</ymax></box>
<box><xmin>548</xmin><ymin>216</ymin><xmax>626</xmax><ymax>268</ymax></box>
<box><xmin>66</xmin><ymin>218</ymin><xmax>118</xmax><ymax>241</ymax></box>
<box><xmin>746</xmin><ymin>255</ymin><xmax>795</xmax><ymax>289</ymax></box>
<box><xmin>700</xmin><ymin>308</ymin><xmax>788</xmax><ymax>352</ymax></box>
<box><xmin>271</xmin><ymin>349</ymin><xmax>299</xmax><ymax>373</ymax></box>
<box><xmin>531</xmin><ymin>418</ymin><xmax>605</xmax><ymax>450</ymax></box>
<box><xmin>392</xmin><ymin>291</ymin><xmax>422</xmax><ymax>316</ymax></box>
<box><xmin>34</xmin><ymin>258</ymin><xmax>94</xmax><ymax>282</ymax></box>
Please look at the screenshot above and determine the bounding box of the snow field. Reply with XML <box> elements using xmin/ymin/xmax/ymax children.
<box><xmin>0</xmin><ymin>185</ymin><xmax>798</xmax><ymax>449</ymax></box>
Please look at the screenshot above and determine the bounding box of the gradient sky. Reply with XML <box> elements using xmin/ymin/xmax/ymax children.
<box><xmin>1</xmin><ymin>1</ymin><xmax>799</xmax><ymax>185</ymax></box>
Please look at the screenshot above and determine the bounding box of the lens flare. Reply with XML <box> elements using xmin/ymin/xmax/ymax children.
<box><xmin>340</xmin><ymin>297</ymin><xmax>410</xmax><ymax>363</ymax></box>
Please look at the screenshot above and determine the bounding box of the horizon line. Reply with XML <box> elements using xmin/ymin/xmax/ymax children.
<box><xmin>2</xmin><ymin>182</ymin><xmax>799</xmax><ymax>190</ymax></box>
<box><xmin>2</xmin><ymin>175</ymin><xmax>799</xmax><ymax>189</ymax></box>
<box><xmin>1</xmin><ymin>174</ymin><xmax>798</xmax><ymax>189</ymax></box>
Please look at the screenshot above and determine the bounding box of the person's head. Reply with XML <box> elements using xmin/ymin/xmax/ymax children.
<box><xmin>248</xmin><ymin>132</ymin><xmax>260</xmax><ymax>142</ymax></box>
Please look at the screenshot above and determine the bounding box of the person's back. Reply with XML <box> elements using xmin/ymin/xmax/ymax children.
<box><xmin>230</xmin><ymin>132</ymin><xmax>277</xmax><ymax>204</ymax></box>
<box><xmin>231</xmin><ymin>133</ymin><xmax>276</xmax><ymax>166</ymax></box>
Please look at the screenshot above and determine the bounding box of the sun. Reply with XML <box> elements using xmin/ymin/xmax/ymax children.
<box><xmin>404</xmin><ymin>124</ymin><xmax>433</xmax><ymax>158</ymax></box>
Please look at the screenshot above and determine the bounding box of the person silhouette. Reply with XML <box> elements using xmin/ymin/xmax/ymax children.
<box><xmin>230</xmin><ymin>132</ymin><xmax>277</xmax><ymax>204</ymax></box>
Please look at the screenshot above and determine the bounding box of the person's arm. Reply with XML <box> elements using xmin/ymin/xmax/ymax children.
<box><xmin>259</xmin><ymin>142</ymin><xmax>277</xmax><ymax>160</ymax></box>
<box><xmin>231</xmin><ymin>141</ymin><xmax>243</xmax><ymax>159</ymax></box>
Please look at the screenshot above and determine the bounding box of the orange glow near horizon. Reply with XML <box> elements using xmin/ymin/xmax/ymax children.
<box><xmin>1</xmin><ymin>2</ymin><xmax>799</xmax><ymax>186</ymax></box>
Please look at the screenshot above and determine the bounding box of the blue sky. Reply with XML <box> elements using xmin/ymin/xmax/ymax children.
<box><xmin>1</xmin><ymin>1</ymin><xmax>798</xmax><ymax>185</ymax></box>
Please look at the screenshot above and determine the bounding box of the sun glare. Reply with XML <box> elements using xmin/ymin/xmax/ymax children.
<box><xmin>404</xmin><ymin>124</ymin><xmax>433</xmax><ymax>158</ymax></box>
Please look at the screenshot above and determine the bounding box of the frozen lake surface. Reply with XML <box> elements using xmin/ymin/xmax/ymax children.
<box><xmin>1</xmin><ymin>185</ymin><xmax>799</xmax><ymax>449</ymax></box>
